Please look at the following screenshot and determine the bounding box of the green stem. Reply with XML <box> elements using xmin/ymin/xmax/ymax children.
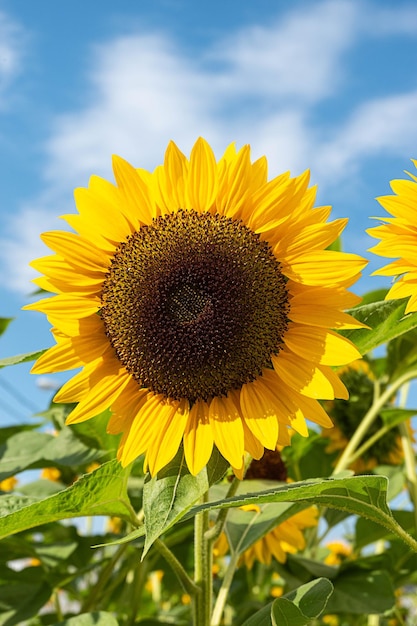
<box><xmin>154</xmin><ymin>538</ymin><xmax>200</xmax><ymax>597</ymax></box>
<box><xmin>81</xmin><ymin>544</ymin><xmax>128</xmax><ymax>612</ymax></box>
<box><xmin>53</xmin><ymin>589</ymin><xmax>64</xmax><ymax>621</ymax></box>
<box><xmin>332</xmin><ymin>369</ymin><xmax>417</xmax><ymax>475</ymax></box>
<box><xmin>127</xmin><ymin>557</ymin><xmax>150</xmax><ymax>626</ymax></box>
<box><xmin>348</xmin><ymin>422</ymin><xmax>395</xmax><ymax>465</ymax></box>
<box><xmin>205</xmin><ymin>475</ymin><xmax>241</xmax><ymax>544</ymax></box>
<box><xmin>401</xmin><ymin>423</ymin><xmax>417</xmax><ymax>531</ymax></box>
<box><xmin>210</xmin><ymin>550</ymin><xmax>240</xmax><ymax>626</ymax></box>
<box><xmin>193</xmin><ymin>492</ymin><xmax>212</xmax><ymax>626</ymax></box>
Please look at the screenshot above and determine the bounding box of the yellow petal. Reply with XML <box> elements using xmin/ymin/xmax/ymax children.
<box><xmin>40</xmin><ymin>231</ymin><xmax>109</xmax><ymax>272</ymax></box>
<box><xmin>112</xmin><ymin>155</ymin><xmax>156</xmax><ymax>223</ymax></box>
<box><xmin>283</xmin><ymin>251</ymin><xmax>367</xmax><ymax>286</ymax></box>
<box><xmin>283</xmin><ymin>326</ymin><xmax>361</xmax><ymax>366</ymax></box>
<box><xmin>239</xmin><ymin>379</ymin><xmax>279</xmax><ymax>449</ymax></box>
<box><xmin>188</xmin><ymin>137</ymin><xmax>218</xmax><ymax>212</ymax></box>
<box><xmin>65</xmin><ymin>364</ymin><xmax>131</xmax><ymax>424</ymax></box>
<box><xmin>184</xmin><ymin>400</ymin><xmax>214</xmax><ymax>475</ymax></box>
<box><xmin>272</xmin><ymin>350</ymin><xmax>336</xmax><ymax>399</ymax></box>
<box><xmin>23</xmin><ymin>294</ymin><xmax>99</xmax><ymax>319</ymax></box>
<box><xmin>145</xmin><ymin>399</ymin><xmax>189</xmax><ymax>475</ymax></box>
<box><xmin>209</xmin><ymin>395</ymin><xmax>244</xmax><ymax>469</ymax></box>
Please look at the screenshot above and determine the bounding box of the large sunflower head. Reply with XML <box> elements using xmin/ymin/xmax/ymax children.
<box><xmin>368</xmin><ymin>160</ymin><xmax>417</xmax><ymax>314</ymax></box>
<box><xmin>25</xmin><ymin>138</ymin><xmax>367</xmax><ymax>477</ymax></box>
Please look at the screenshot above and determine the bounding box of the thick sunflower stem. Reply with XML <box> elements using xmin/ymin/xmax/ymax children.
<box><xmin>193</xmin><ymin>493</ymin><xmax>212</xmax><ymax>626</ymax></box>
<box><xmin>332</xmin><ymin>369</ymin><xmax>417</xmax><ymax>475</ymax></box>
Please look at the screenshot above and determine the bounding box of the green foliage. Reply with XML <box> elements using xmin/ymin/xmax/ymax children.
<box><xmin>1</xmin><ymin>289</ymin><xmax>417</xmax><ymax>624</ymax></box>
<box><xmin>343</xmin><ymin>297</ymin><xmax>417</xmax><ymax>355</ymax></box>
<box><xmin>242</xmin><ymin>578</ymin><xmax>334</xmax><ymax>625</ymax></box>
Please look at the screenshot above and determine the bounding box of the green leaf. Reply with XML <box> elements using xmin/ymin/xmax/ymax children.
<box><xmin>0</xmin><ymin>423</ymin><xmax>42</xmax><ymax>445</ymax></box>
<box><xmin>216</xmin><ymin>481</ymin><xmax>312</xmax><ymax>554</ymax></box>
<box><xmin>242</xmin><ymin>578</ymin><xmax>333</xmax><ymax>626</ymax></box>
<box><xmin>342</xmin><ymin>297</ymin><xmax>417</xmax><ymax>355</ymax></box>
<box><xmin>52</xmin><ymin>612</ymin><xmax>119</xmax><ymax>626</ymax></box>
<box><xmin>0</xmin><ymin>569</ymin><xmax>51</xmax><ymax>626</ymax></box>
<box><xmin>272</xmin><ymin>578</ymin><xmax>334</xmax><ymax>625</ymax></box>
<box><xmin>0</xmin><ymin>431</ymin><xmax>53</xmax><ymax>480</ymax></box>
<box><xmin>379</xmin><ymin>407</ymin><xmax>417</xmax><ymax>428</ymax></box>
<box><xmin>0</xmin><ymin>460</ymin><xmax>136</xmax><ymax>539</ymax></box>
<box><xmin>0</xmin><ymin>349</ymin><xmax>46</xmax><ymax>369</ymax></box>
<box><xmin>186</xmin><ymin>475</ymin><xmax>417</xmax><ymax>551</ymax></box>
<box><xmin>224</xmin><ymin>500</ymin><xmax>303</xmax><ymax>555</ymax></box>
<box><xmin>70</xmin><ymin>409</ymin><xmax>120</xmax><ymax>454</ymax></box>
<box><xmin>355</xmin><ymin>510</ymin><xmax>416</xmax><ymax>549</ymax></box>
<box><xmin>324</xmin><ymin>568</ymin><xmax>395</xmax><ymax>614</ymax></box>
<box><xmin>0</xmin><ymin>428</ymin><xmax>102</xmax><ymax>481</ymax></box>
<box><xmin>386</xmin><ymin>326</ymin><xmax>417</xmax><ymax>380</ymax></box>
<box><xmin>142</xmin><ymin>445</ymin><xmax>228</xmax><ymax>555</ymax></box>
<box><xmin>0</xmin><ymin>318</ymin><xmax>13</xmax><ymax>337</ymax></box>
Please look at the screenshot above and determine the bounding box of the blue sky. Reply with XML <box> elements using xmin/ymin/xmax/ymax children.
<box><xmin>1</xmin><ymin>0</ymin><xmax>417</xmax><ymax>425</ymax></box>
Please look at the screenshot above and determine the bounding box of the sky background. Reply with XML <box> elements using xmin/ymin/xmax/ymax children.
<box><xmin>1</xmin><ymin>0</ymin><xmax>417</xmax><ymax>426</ymax></box>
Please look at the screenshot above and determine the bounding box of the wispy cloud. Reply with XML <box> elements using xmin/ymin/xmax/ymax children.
<box><xmin>0</xmin><ymin>10</ymin><xmax>26</xmax><ymax>108</ymax></box>
<box><xmin>2</xmin><ymin>0</ymin><xmax>417</xmax><ymax>294</ymax></box>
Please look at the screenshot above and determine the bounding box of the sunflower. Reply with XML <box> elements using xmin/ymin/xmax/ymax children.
<box><xmin>214</xmin><ymin>503</ymin><xmax>318</xmax><ymax>568</ymax></box>
<box><xmin>324</xmin><ymin>540</ymin><xmax>352</xmax><ymax>566</ymax></box>
<box><xmin>368</xmin><ymin>160</ymin><xmax>417</xmax><ymax>313</ymax></box>
<box><xmin>322</xmin><ymin>360</ymin><xmax>410</xmax><ymax>472</ymax></box>
<box><xmin>25</xmin><ymin>138</ymin><xmax>366</xmax><ymax>477</ymax></box>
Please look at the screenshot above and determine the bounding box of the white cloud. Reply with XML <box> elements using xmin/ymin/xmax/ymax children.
<box><xmin>0</xmin><ymin>11</ymin><xmax>25</xmax><ymax>108</ymax></box>
<box><xmin>0</xmin><ymin>203</ymin><xmax>65</xmax><ymax>294</ymax></box>
<box><xmin>211</xmin><ymin>0</ymin><xmax>357</xmax><ymax>103</ymax></box>
<box><xmin>2</xmin><ymin>0</ymin><xmax>417</xmax><ymax>294</ymax></box>
<box><xmin>315</xmin><ymin>90</ymin><xmax>417</xmax><ymax>180</ymax></box>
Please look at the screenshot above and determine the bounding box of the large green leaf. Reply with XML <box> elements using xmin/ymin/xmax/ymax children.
<box><xmin>343</xmin><ymin>297</ymin><xmax>417</xmax><ymax>355</ymax></box>
<box><xmin>0</xmin><ymin>460</ymin><xmax>137</xmax><ymax>539</ymax></box>
<box><xmin>242</xmin><ymin>578</ymin><xmax>333</xmax><ymax>626</ymax></box>
<box><xmin>143</xmin><ymin>446</ymin><xmax>229</xmax><ymax>555</ymax></box>
<box><xmin>186</xmin><ymin>475</ymin><xmax>417</xmax><ymax>552</ymax></box>
<box><xmin>103</xmin><ymin>474</ymin><xmax>411</xmax><ymax>554</ymax></box>
<box><xmin>324</xmin><ymin>568</ymin><xmax>395</xmax><ymax>614</ymax></box>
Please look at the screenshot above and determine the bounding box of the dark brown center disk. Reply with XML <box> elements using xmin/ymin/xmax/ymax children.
<box><xmin>101</xmin><ymin>209</ymin><xmax>289</xmax><ymax>402</ymax></box>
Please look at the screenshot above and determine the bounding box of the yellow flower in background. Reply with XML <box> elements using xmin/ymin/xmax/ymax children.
<box><xmin>86</xmin><ymin>461</ymin><xmax>101</xmax><ymax>473</ymax></box>
<box><xmin>322</xmin><ymin>616</ymin><xmax>340</xmax><ymax>626</ymax></box>
<box><xmin>240</xmin><ymin>506</ymin><xmax>318</xmax><ymax>568</ymax></box>
<box><xmin>215</xmin><ymin>505</ymin><xmax>318</xmax><ymax>568</ymax></box>
<box><xmin>368</xmin><ymin>160</ymin><xmax>417</xmax><ymax>314</ymax></box>
<box><xmin>41</xmin><ymin>467</ymin><xmax>62</xmax><ymax>482</ymax></box>
<box><xmin>0</xmin><ymin>476</ymin><xmax>18</xmax><ymax>491</ymax></box>
<box><xmin>324</xmin><ymin>541</ymin><xmax>352</xmax><ymax>566</ymax></box>
<box><xmin>25</xmin><ymin>138</ymin><xmax>366</xmax><ymax>476</ymax></box>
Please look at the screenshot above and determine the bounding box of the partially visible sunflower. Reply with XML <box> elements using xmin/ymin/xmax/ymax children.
<box><xmin>322</xmin><ymin>360</ymin><xmax>410</xmax><ymax>472</ymax></box>
<box><xmin>25</xmin><ymin>138</ymin><xmax>367</xmax><ymax>477</ymax></box>
<box><xmin>214</xmin><ymin>503</ymin><xmax>318</xmax><ymax>568</ymax></box>
<box><xmin>368</xmin><ymin>160</ymin><xmax>417</xmax><ymax>313</ymax></box>
<box><xmin>324</xmin><ymin>540</ymin><xmax>352</xmax><ymax>566</ymax></box>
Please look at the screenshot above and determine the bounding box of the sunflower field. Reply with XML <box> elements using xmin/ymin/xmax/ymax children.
<box><xmin>1</xmin><ymin>141</ymin><xmax>417</xmax><ymax>625</ymax></box>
